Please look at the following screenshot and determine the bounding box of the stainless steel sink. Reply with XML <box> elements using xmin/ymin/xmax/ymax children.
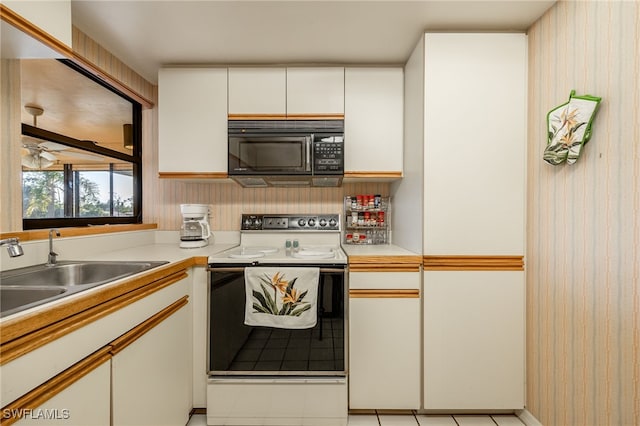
<box><xmin>0</xmin><ymin>260</ymin><xmax>168</xmax><ymax>317</ymax></box>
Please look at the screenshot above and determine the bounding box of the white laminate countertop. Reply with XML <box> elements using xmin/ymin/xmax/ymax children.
<box><xmin>341</xmin><ymin>244</ymin><xmax>420</xmax><ymax>257</ymax></box>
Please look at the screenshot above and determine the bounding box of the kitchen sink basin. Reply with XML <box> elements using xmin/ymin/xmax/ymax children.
<box><xmin>0</xmin><ymin>260</ymin><xmax>168</xmax><ymax>317</ymax></box>
<box><xmin>1</xmin><ymin>286</ymin><xmax>68</xmax><ymax>314</ymax></box>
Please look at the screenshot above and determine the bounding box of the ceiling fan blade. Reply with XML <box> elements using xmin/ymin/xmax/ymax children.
<box><xmin>38</xmin><ymin>141</ymin><xmax>69</xmax><ymax>151</ymax></box>
<box><xmin>21</xmin><ymin>153</ymin><xmax>54</xmax><ymax>169</ymax></box>
<box><xmin>40</xmin><ymin>151</ymin><xmax>58</xmax><ymax>161</ymax></box>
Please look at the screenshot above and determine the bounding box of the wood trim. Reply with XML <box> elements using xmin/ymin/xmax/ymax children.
<box><xmin>228</xmin><ymin>114</ymin><xmax>287</xmax><ymax>120</ymax></box>
<box><xmin>0</xmin><ymin>260</ymin><xmax>194</xmax><ymax>346</ymax></box>
<box><xmin>0</xmin><ymin>5</ymin><xmax>74</xmax><ymax>58</ymax></box>
<box><xmin>0</xmin><ymin>223</ymin><xmax>157</xmax><ymax>242</ymax></box>
<box><xmin>285</xmin><ymin>113</ymin><xmax>345</xmax><ymax>120</ymax></box>
<box><xmin>193</xmin><ymin>256</ymin><xmax>210</xmax><ymax>266</ymax></box>
<box><xmin>0</xmin><ymin>5</ymin><xmax>153</xmax><ymax>108</ymax></box>
<box><xmin>349</xmin><ymin>289</ymin><xmax>420</xmax><ymax>299</ymax></box>
<box><xmin>109</xmin><ymin>296</ymin><xmax>188</xmax><ymax>356</ymax></box>
<box><xmin>349</xmin><ymin>255</ymin><xmax>422</xmax><ymax>272</ymax></box>
<box><xmin>0</xmin><ymin>270</ymin><xmax>188</xmax><ymax>365</ymax></box>
<box><xmin>158</xmin><ymin>172</ymin><xmax>229</xmax><ymax>180</ymax></box>
<box><xmin>228</xmin><ymin>114</ymin><xmax>345</xmax><ymax>121</ymax></box>
<box><xmin>344</xmin><ymin>171</ymin><xmax>403</xmax><ymax>179</ymax></box>
<box><xmin>0</xmin><ymin>346</ymin><xmax>112</xmax><ymax>426</ymax></box>
<box><xmin>423</xmin><ymin>255</ymin><xmax>524</xmax><ymax>271</ymax></box>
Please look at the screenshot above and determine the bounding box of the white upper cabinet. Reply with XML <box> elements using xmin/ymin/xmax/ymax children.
<box><xmin>286</xmin><ymin>67</ymin><xmax>344</xmax><ymax>115</ymax></box>
<box><xmin>158</xmin><ymin>68</ymin><xmax>228</xmax><ymax>175</ymax></box>
<box><xmin>2</xmin><ymin>0</ymin><xmax>72</xmax><ymax>50</ymax></box>
<box><xmin>344</xmin><ymin>68</ymin><xmax>404</xmax><ymax>175</ymax></box>
<box><xmin>423</xmin><ymin>33</ymin><xmax>526</xmax><ymax>255</ymax></box>
<box><xmin>228</xmin><ymin>67</ymin><xmax>286</xmax><ymax>115</ymax></box>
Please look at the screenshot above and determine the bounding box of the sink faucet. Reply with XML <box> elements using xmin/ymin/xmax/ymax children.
<box><xmin>47</xmin><ymin>229</ymin><xmax>61</xmax><ymax>266</ymax></box>
<box><xmin>0</xmin><ymin>238</ymin><xmax>24</xmax><ymax>257</ymax></box>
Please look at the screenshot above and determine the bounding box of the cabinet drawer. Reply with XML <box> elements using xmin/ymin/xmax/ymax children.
<box><xmin>349</xmin><ymin>271</ymin><xmax>420</xmax><ymax>290</ymax></box>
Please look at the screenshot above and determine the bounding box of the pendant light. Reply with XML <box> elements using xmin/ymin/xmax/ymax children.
<box><xmin>123</xmin><ymin>123</ymin><xmax>133</xmax><ymax>149</ymax></box>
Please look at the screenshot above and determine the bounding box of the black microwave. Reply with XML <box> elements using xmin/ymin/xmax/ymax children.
<box><xmin>228</xmin><ymin>120</ymin><xmax>344</xmax><ymax>186</ymax></box>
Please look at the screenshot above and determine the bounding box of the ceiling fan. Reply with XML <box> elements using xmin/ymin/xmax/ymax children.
<box><xmin>21</xmin><ymin>104</ymin><xmax>104</xmax><ymax>169</ymax></box>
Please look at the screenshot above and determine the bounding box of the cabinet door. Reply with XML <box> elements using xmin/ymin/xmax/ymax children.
<box><xmin>349</xmin><ymin>294</ymin><xmax>420</xmax><ymax>409</ymax></box>
<box><xmin>3</xmin><ymin>1</ymin><xmax>72</xmax><ymax>49</ymax></box>
<box><xmin>15</xmin><ymin>361</ymin><xmax>111</xmax><ymax>426</ymax></box>
<box><xmin>344</xmin><ymin>68</ymin><xmax>403</xmax><ymax>174</ymax></box>
<box><xmin>423</xmin><ymin>271</ymin><xmax>524</xmax><ymax>410</ymax></box>
<box><xmin>423</xmin><ymin>33</ymin><xmax>526</xmax><ymax>255</ymax></box>
<box><xmin>112</xmin><ymin>301</ymin><xmax>191</xmax><ymax>426</ymax></box>
<box><xmin>158</xmin><ymin>68</ymin><xmax>228</xmax><ymax>174</ymax></box>
<box><xmin>228</xmin><ymin>67</ymin><xmax>286</xmax><ymax>115</ymax></box>
<box><xmin>286</xmin><ymin>67</ymin><xmax>344</xmax><ymax>115</ymax></box>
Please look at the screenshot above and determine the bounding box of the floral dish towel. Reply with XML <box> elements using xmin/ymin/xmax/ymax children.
<box><xmin>244</xmin><ymin>267</ymin><xmax>319</xmax><ymax>329</ymax></box>
<box><xmin>544</xmin><ymin>90</ymin><xmax>601</xmax><ymax>165</ymax></box>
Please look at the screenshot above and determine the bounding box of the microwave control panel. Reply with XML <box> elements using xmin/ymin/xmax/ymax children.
<box><xmin>313</xmin><ymin>141</ymin><xmax>343</xmax><ymax>174</ymax></box>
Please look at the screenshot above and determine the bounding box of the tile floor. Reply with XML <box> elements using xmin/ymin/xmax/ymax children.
<box><xmin>186</xmin><ymin>412</ymin><xmax>525</xmax><ymax>426</ymax></box>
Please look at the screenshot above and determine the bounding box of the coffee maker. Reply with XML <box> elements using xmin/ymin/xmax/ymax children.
<box><xmin>179</xmin><ymin>204</ymin><xmax>211</xmax><ymax>248</ymax></box>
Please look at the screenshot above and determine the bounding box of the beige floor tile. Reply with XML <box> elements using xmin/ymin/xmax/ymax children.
<box><xmin>491</xmin><ymin>414</ymin><xmax>525</xmax><ymax>426</ymax></box>
<box><xmin>378</xmin><ymin>414</ymin><xmax>419</xmax><ymax>426</ymax></box>
<box><xmin>416</xmin><ymin>414</ymin><xmax>458</xmax><ymax>426</ymax></box>
<box><xmin>348</xmin><ymin>414</ymin><xmax>381</xmax><ymax>426</ymax></box>
<box><xmin>453</xmin><ymin>415</ymin><xmax>496</xmax><ymax>426</ymax></box>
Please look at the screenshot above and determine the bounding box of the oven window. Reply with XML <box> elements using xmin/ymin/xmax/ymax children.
<box><xmin>238</xmin><ymin>140</ymin><xmax>305</xmax><ymax>170</ymax></box>
<box><xmin>209</xmin><ymin>269</ymin><xmax>345</xmax><ymax>374</ymax></box>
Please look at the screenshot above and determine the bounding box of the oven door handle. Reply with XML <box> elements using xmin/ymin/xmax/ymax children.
<box><xmin>208</xmin><ymin>267</ymin><xmax>345</xmax><ymax>273</ymax></box>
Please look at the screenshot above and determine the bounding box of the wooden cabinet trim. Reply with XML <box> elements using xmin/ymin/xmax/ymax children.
<box><xmin>0</xmin><ymin>270</ymin><xmax>188</xmax><ymax>364</ymax></box>
<box><xmin>0</xmin><ymin>346</ymin><xmax>111</xmax><ymax>425</ymax></box>
<box><xmin>158</xmin><ymin>172</ymin><xmax>228</xmax><ymax>179</ymax></box>
<box><xmin>423</xmin><ymin>255</ymin><xmax>524</xmax><ymax>271</ymax></box>
<box><xmin>344</xmin><ymin>171</ymin><xmax>402</xmax><ymax>179</ymax></box>
<box><xmin>349</xmin><ymin>289</ymin><xmax>420</xmax><ymax>299</ymax></box>
<box><xmin>228</xmin><ymin>114</ymin><xmax>344</xmax><ymax>120</ymax></box>
<box><xmin>109</xmin><ymin>296</ymin><xmax>188</xmax><ymax>356</ymax></box>
<box><xmin>0</xmin><ymin>223</ymin><xmax>157</xmax><ymax>242</ymax></box>
<box><xmin>349</xmin><ymin>255</ymin><xmax>422</xmax><ymax>272</ymax></box>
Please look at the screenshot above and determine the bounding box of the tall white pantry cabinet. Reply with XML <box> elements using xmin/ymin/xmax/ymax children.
<box><xmin>400</xmin><ymin>33</ymin><xmax>527</xmax><ymax>410</ymax></box>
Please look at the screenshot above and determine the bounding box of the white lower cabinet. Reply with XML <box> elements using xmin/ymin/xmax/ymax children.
<box><xmin>423</xmin><ymin>271</ymin><xmax>525</xmax><ymax>410</ymax></box>
<box><xmin>112</xmin><ymin>301</ymin><xmax>191</xmax><ymax>426</ymax></box>
<box><xmin>15</xmin><ymin>361</ymin><xmax>111</xmax><ymax>426</ymax></box>
<box><xmin>348</xmin><ymin>269</ymin><xmax>421</xmax><ymax>409</ymax></box>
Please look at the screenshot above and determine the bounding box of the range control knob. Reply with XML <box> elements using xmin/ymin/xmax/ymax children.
<box><xmin>308</xmin><ymin>218</ymin><xmax>316</xmax><ymax>227</ymax></box>
<box><xmin>298</xmin><ymin>218</ymin><xmax>306</xmax><ymax>227</ymax></box>
<box><xmin>319</xmin><ymin>218</ymin><xmax>327</xmax><ymax>227</ymax></box>
<box><xmin>329</xmin><ymin>218</ymin><xmax>337</xmax><ymax>227</ymax></box>
<box><xmin>243</xmin><ymin>218</ymin><xmax>252</xmax><ymax>228</ymax></box>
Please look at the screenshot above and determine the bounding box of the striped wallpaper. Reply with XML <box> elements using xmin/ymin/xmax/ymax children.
<box><xmin>526</xmin><ymin>2</ymin><xmax>639</xmax><ymax>425</ymax></box>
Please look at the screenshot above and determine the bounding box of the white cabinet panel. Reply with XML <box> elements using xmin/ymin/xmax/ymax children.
<box><xmin>345</xmin><ymin>68</ymin><xmax>403</xmax><ymax>173</ymax></box>
<box><xmin>349</xmin><ymin>295</ymin><xmax>420</xmax><ymax>409</ymax></box>
<box><xmin>112</xmin><ymin>303</ymin><xmax>191</xmax><ymax>426</ymax></box>
<box><xmin>3</xmin><ymin>1</ymin><xmax>72</xmax><ymax>49</ymax></box>
<box><xmin>15</xmin><ymin>362</ymin><xmax>111</xmax><ymax>426</ymax></box>
<box><xmin>423</xmin><ymin>33</ymin><xmax>526</xmax><ymax>255</ymax></box>
<box><xmin>158</xmin><ymin>68</ymin><xmax>228</xmax><ymax>173</ymax></box>
<box><xmin>228</xmin><ymin>67</ymin><xmax>286</xmax><ymax>115</ymax></box>
<box><xmin>349</xmin><ymin>271</ymin><xmax>420</xmax><ymax>290</ymax></box>
<box><xmin>423</xmin><ymin>271</ymin><xmax>524</xmax><ymax>410</ymax></box>
<box><xmin>286</xmin><ymin>67</ymin><xmax>344</xmax><ymax>115</ymax></box>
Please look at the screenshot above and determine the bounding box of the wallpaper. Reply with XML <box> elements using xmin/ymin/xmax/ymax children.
<box><xmin>526</xmin><ymin>1</ymin><xmax>639</xmax><ymax>425</ymax></box>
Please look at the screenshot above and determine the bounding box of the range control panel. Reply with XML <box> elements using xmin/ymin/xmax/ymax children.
<box><xmin>241</xmin><ymin>214</ymin><xmax>340</xmax><ymax>231</ymax></box>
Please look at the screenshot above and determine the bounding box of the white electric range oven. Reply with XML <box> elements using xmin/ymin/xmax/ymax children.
<box><xmin>206</xmin><ymin>214</ymin><xmax>348</xmax><ymax>426</ymax></box>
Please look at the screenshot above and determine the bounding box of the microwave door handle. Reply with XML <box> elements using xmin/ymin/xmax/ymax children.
<box><xmin>305</xmin><ymin>135</ymin><xmax>313</xmax><ymax>172</ymax></box>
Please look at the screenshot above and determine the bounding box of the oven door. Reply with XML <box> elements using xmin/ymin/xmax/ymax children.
<box><xmin>228</xmin><ymin>135</ymin><xmax>312</xmax><ymax>175</ymax></box>
<box><xmin>207</xmin><ymin>264</ymin><xmax>346</xmax><ymax>377</ymax></box>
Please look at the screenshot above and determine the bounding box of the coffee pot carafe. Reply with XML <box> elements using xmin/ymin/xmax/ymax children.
<box><xmin>180</xmin><ymin>204</ymin><xmax>211</xmax><ymax>248</ymax></box>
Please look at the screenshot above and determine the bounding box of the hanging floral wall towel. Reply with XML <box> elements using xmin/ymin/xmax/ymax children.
<box><xmin>244</xmin><ymin>267</ymin><xmax>319</xmax><ymax>329</ymax></box>
<box><xmin>544</xmin><ymin>90</ymin><xmax>601</xmax><ymax>165</ymax></box>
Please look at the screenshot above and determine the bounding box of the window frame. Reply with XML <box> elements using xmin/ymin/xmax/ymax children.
<box><xmin>22</xmin><ymin>59</ymin><xmax>142</xmax><ymax>230</ymax></box>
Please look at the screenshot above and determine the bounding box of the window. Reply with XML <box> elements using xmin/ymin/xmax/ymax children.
<box><xmin>20</xmin><ymin>59</ymin><xmax>142</xmax><ymax>230</ymax></box>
